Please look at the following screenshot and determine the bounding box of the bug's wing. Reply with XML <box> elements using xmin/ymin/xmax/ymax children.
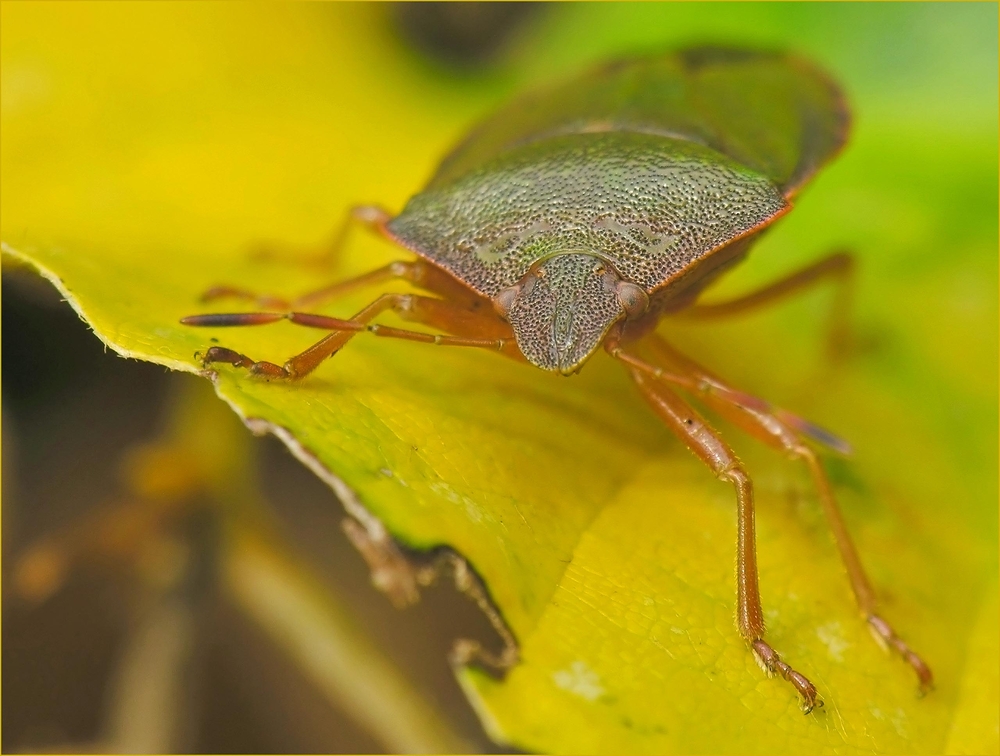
<box><xmin>431</xmin><ymin>47</ymin><xmax>849</xmax><ymax>197</ymax></box>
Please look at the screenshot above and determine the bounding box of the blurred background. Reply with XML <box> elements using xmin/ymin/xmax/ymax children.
<box><xmin>3</xmin><ymin>2</ymin><xmax>997</xmax><ymax>753</ymax></box>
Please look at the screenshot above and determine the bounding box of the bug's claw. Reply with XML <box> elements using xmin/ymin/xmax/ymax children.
<box><xmin>801</xmin><ymin>696</ymin><xmax>824</xmax><ymax>715</ymax></box>
<box><xmin>911</xmin><ymin>654</ymin><xmax>934</xmax><ymax>694</ymax></box>
<box><xmin>867</xmin><ymin>614</ymin><xmax>933</xmax><ymax>692</ymax></box>
<box><xmin>795</xmin><ymin>677</ymin><xmax>822</xmax><ymax>714</ymax></box>
<box><xmin>752</xmin><ymin>640</ymin><xmax>821</xmax><ymax>713</ymax></box>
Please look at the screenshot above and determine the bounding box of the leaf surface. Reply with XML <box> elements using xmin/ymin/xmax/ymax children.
<box><xmin>2</xmin><ymin>3</ymin><xmax>996</xmax><ymax>753</ymax></box>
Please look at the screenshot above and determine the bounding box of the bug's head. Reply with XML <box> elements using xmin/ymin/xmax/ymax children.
<box><xmin>493</xmin><ymin>253</ymin><xmax>648</xmax><ymax>375</ymax></box>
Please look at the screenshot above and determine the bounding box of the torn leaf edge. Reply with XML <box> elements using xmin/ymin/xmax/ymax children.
<box><xmin>1</xmin><ymin>240</ymin><xmax>520</xmax><ymax>690</ymax></box>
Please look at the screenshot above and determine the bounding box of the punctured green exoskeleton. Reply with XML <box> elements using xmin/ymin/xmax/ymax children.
<box><xmin>182</xmin><ymin>47</ymin><xmax>932</xmax><ymax>712</ymax></box>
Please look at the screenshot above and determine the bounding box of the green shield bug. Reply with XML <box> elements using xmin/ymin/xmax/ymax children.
<box><xmin>183</xmin><ymin>47</ymin><xmax>932</xmax><ymax>711</ymax></box>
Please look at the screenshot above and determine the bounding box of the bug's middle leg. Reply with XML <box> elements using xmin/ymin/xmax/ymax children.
<box><xmin>627</xmin><ymin>368</ymin><xmax>821</xmax><ymax>712</ymax></box>
<box><xmin>679</xmin><ymin>251</ymin><xmax>856</xmax><ymax>358</ymax></box>
<box><xmin>183</xmin><ymin>292</ymin><xmax>519</xmax><ymax>380</ymax></box>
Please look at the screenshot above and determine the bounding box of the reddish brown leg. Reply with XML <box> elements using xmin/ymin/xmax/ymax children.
<box><xmin>203</xmin><ymin>204</ymin><xmax>401</xmax><ymax>307</ymax></box>
<box><xmin>619</xmin><ymin>335</ymin><xmax>932</xmax><ymax>692</ymax></box>
<box><xmin>626</xmin><ymin>367</ymin><xmax>821</xmax><ymax>712</ymax></box>
<box><xmin>678</xmin><ymin>251</ymin><xmax>856</xmax><ymax>357</ymax></box>
<box><xmin>201</xmin><ymin>252</ymin><xmax>489</xmax><ymax>314</ymax></box>
<box><xmin>183</xmin><ymin>292</ymin><xmax>520</xmax><ymax>380</ymax></box>
<box><xmin>249</xmin><ymin>203</ymin><xmax>392</xmax><ymax>268</ymax></box>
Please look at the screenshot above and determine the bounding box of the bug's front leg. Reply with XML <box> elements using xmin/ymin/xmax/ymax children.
<box><xmin>643</xmin><ymin>336</ymin><xmax>933</xmax><ymax>691</ymax></box>
<box><xmin>627</xmin><ymin>368</ymin><xmax>821</xmax><ymax>712</ymax></box>
<box><xmin>183</xmin><ymin>291</ymin><xmax>519</xmax><ymax>380</ymax></box>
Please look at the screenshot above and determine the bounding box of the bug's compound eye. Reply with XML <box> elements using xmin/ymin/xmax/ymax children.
<box><xmin>616</xmin><ymin>281</ymin><xmax>649</xmax><ymax>318</ymax></box>
<box><xmin>493</xmin><ymin>284</ymin><xmax>520</xmax><ymax>319</ymax></box>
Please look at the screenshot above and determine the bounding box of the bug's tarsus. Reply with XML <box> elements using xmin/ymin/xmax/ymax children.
<box><xmin>197</xmin><ymin>345</ymin><xmax>293</xmax><ymax>379</ymax></box>
<box><xmin>201</xmin><ymin>346</ymin><xmax>255</xmax><ymax>370</ymax></box>
<box><xmin>867</xmin><ymin>614</ymin><xmax>934</xmax><ymax>692</ymax></box>
<box><xmin>751</xmin><ymin>640</ymin><xmax>822</xmax><ymax>713</ymax></box>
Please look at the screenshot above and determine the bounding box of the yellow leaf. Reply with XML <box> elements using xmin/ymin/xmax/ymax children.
<box><xmin>945</xmin><ymin>582</ymin><xmax>1000</xmax><ymax>755</ymax></box>
<box><xmin>3</xmin><ymin>3</ymin><xmax>996</xmax><ymax>752</ymax></box>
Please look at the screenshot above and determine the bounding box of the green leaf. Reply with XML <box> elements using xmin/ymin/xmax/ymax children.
<box><xmin>3</xmin><ymin>3</ymin><xmax>996</xmax><ymax>753</ymax></box>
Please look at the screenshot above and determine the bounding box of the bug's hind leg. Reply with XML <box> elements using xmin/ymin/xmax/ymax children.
<box><xmin>250</xmin><ymin>203</ymin><xmax>392</xmax><ymax>268</ymax></box>
<box><xmin>638</xmin><ymin>335</ymin><xmax>933</xmax><ymax>691</ymax></box>
<box><xmin>183</xmin><ymin>292</ymin><xmax>519</xmax><ymax>380</ymax></box>
<box><xmin>626</xmin><ymin>367</ymin><xmax>821</xmax><ymax>712</ymax></box>
<box><xmin>199</xmin><ymin>205</ymin><xmax>398</xmax><ymax>309</ymax></box>
<box><xmin>201</xmin><ymin>258</ymin><xmax>424</xmax><ymax>311</ymax></box>
<box><xmin>200</xmin><ymin>253</ymin><xmax>488</xmax><ymax>313</ymax></box>
<box><xmin>679</xmin><ymin>250</ymin><xmax>857</xmax><ymax>359</ymax></box>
